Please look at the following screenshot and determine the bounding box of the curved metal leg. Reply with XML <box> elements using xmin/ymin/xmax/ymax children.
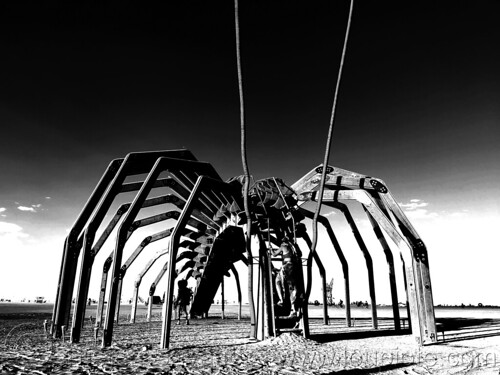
<box><xmin>300</xmin><ymin>208</ymin><xmax>351</xmax><ymax>327</ymax></box>
<box><xmin>229</xmin><ymin>264</ymin><xmax>242</xmax><ymax>320</ymax></box>
<box><xmin>70</xmin><ymin>203</ymin><xmax>131</xmax><ymax>340</ymax></box>
<box><xmin>53</xmin><ymin>159</ymin><xmax>123</xmax><ymax>338</ymax></box>
<box><xmin>364</xmin><ymin>207</ymin><xmax>400</xmax><ymax>331</ymax></box>
<box><xmin>400</xmin><ymin>254</ymin><xmax>411</xmax><ymax>330</ymax></box>
<box><xmin>299</xmin><ymin>231</ymin><xmax>329</xmax><ymax>325</ymax></box>
<box><xmin>57</xmin><ymin>151</ymin><xmax>195</xmax><ymax>340</ymax></box>
<box><xmin>130</xmin><ymin>248</ymin><xmax>169</xmax><ymax>323</ymax></box>
<box><xmin>335</xmin><ymin>189</ymin><xmax>435</xmax><ymax>344</ymax></box>
<box><xmin>291</xmin><ymin>163</ymin><xmax>436</xmax><ymax>344</ymax></box>
<box><xmin>102</xmin><ymin>157</ymin><xmax>220</xmax><ymax>347</ymax></box>
<box><xmin>318</xmin><ymin>215</ymin><xmax>351</xmax><ymax>327</ymax></box>
<box><xmin>377</xmin><ymin>190</ymin><xmax>436</xmax><ymax>342</ymax></box>
<box><xmin>113</xmin><ymin>227</ymin><xmax>175</xmax><ymax>324</ymax></box>
<box><xmin>160</xmin><ymin>176</ymin><xmax>241</xmax><ymax>348</ymax></box>
<box><xmin>95</xmin><ymin>258</ymin><xmax>112</xmax><ymax>329</ymax></box>
<box><xmin>130</xmin><ymin>281</ymin><xmax>141</xmax><ymax>324</ymax></box>
<box><xmin>325</xmin><ymin>201</ymin><xmax>378</xmax><ymax>329</ymax></box>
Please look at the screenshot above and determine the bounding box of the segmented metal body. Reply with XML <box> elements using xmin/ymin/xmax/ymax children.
<box><xmin>51</xmin><ymin>149</ymin><xmax>436</xmax><ymax>349</ymax></box>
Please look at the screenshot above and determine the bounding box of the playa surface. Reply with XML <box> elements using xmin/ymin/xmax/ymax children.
<box><xmin>1</xmin><ymin>303</ymin><xmax>500</xmax><ymax>374</ymax></box>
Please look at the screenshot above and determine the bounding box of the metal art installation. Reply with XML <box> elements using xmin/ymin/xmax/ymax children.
<box><xmin>51</xmin><ymin>149</ymin><xmax>437</xmax><ymax>348</ymax></box>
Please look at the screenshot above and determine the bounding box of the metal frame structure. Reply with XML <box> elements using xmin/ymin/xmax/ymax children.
<box><xmin>291</xmin><ymin>165</ymin><xmax>436</xmax><ymax>345</ymax></box>
<box><xmin>130</xmin><ymin>247</ymin><xmax>169</xmax><ymax>323</ymax></box>
<box><xmin>52</xmin><ymin>149</ymin><xmax>437</xmax><ymax>349</ymax></box>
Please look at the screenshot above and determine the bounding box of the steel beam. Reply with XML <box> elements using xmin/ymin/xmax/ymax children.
<box><xmin>160</xmin><ymin>176</ymin><xmax>241</xmax><ymax>348</ymax></box>
<box><xmin>102</xmin><ymin>157</ymin><xmax>220</xmax><ymax>347</ymax></box>
<box><xmin>130</xmin><ymin>248</ymin><xmax>169</xmax><ymax>323</ymax></box>
<box><xmin>52</xmin><ymin>158</ymin><xmax>123</xmax><ymax>337</ymax></box>
<box><xmin>229</xmin><ymin>264</ymin><xmax>242</xmax><ymax>320</ymax></box>
<box><xmin>377</xmin><ymin>190</ymin><xmax>436</xmax><ymax>343</ymax></box>
<box><xmin>75</xmin><ymin>211</ymin><xmax>179</xmax><ymax>340</ymax></box>
<box><xmin>325</xmin><ymin>201</ymin><xmax>378</xmax><ymax>329</ymax></box>
<box><xmin>363</xmin><ymin>207</ymin><xmax>401</xmax><ymax>331</ymax></box>
<box><xmin>333</xmin><ymin>189</ymin><xmax>432</xmax><ymax>344</ymax></box>
<box><xmin>299</xmin><ymin>208</ymin><xmax>351</xmax><ymax>326</ymax></box>
<box><xmin>70</xmin><ymin>202</ymin><xmax>129</xmax><ymax>337</ymax></box>
<box><xmin>300</xmin><ymin>231</ymin><xmax>329</xmax><ymax>325</ymax></box>
<box><xmin>54</xmin><ymin>150</ymin><xmax>196</xmax><ymax>338</ymax></box>
<box><xmin>292</xmin><ymin>164</ymin><xmax>436</xmax><ymax>344</ymax></box>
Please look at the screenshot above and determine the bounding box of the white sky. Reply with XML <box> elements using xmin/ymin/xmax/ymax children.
<box><xmin>1</xmin><ymin>196</ymin><xmax>499</xmax><ymax>307</ymax></box>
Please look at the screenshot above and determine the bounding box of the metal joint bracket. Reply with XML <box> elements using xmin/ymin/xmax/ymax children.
<box><xmin>298</xmin><ymin>191</ymin><xmax>314</xmax><ymax>201</ymax></box>
<box><xmin>141</xmin><ymin>236</ymin><xmax>152</xmax><ymax>246</ymax></box>
<box><xmin>149</xmin><ymin>284</ymin><xmax>156</xmax><ymax>295</ymax></box>
<box><xmin>415</xmin><ymin>239</ymin><xmax>425</xmax><ymax>248</ymax></box>
<box><xmin>117</xmin><ymin>204</ymin><xmax>131</xmax><ymax>215</ymax></box>
<box><xmin>369</xmin><ymin>179</ymin><xmax>388</xmax><ymax>193</ymax></box>
<box><xmin>315</xmin><ymin>166</ymin><xmax>334</xmax><ymax>174</ymax></box>
<box><xmin>103</xmin><ymin>258</ymin><xmax>113</xmax><ymax>272</ymax></box>
<box><xmin>412</xmin><ymin>241</ymin><xmax>427</xmax><ymax>262</ymax></box>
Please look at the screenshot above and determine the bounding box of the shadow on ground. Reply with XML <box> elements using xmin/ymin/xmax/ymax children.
<box><xmin>310</xmin><ymin>328</ymin><xmax>410</xmax><ymax>344</ymax></box>
<box><xmin>310</xmin><ymin>317</ymin><xmax>500</xmax><ymax>344</ymax></box>
<box><xmin>322</xmin><ymin>362</ymin><xmax>414</xmax><ymax>374</ymax></box>
<box><xmin>435</xmin><ymin>317</ymin><xmax>500</xmax><ymax>343</ymax></box>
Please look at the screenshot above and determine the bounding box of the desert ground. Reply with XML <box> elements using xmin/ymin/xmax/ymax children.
<box><xmin>1</xmin><ymin>303</ymin><xmax>500</xmax><ymax>374</ymax></box>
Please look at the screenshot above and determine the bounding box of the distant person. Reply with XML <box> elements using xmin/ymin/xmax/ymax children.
<box><xmin>272</xmin><ymin>238</ymin><xmax>304</xmax><ymax>318</ymax></box>
<box><xmin>175</xmin><ymin>279</ymin><xmax>193</xmax><ymax>325</ymax></box>
<box><xmin>274</xmin><ymin>264</ymin><xmax>285</xmax><ymax>307</ymax></box>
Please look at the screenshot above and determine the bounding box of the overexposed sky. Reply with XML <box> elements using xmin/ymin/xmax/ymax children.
<box><xmin>1</xmin><ymin>1</ymin><xmax>500</xmax><ymax>307</ymax></box>
<box><xmin>1</xmin><ymin>184</ymin><xmax>499</xmax><ymax>307</ymax></box>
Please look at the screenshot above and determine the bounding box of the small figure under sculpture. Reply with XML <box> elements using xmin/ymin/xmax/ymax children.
<box><xmin>175</xmin><ymin>279</ymin><xmax>193</xmax><ymax>325</ymax></box>
<box><xmin>273</xmin><ymin>239</ymin><xmax>304</xmax><ymax>319</ymax></box>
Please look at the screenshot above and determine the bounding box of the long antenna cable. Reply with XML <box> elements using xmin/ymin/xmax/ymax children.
<box><xmin>234</xmin><ymin>0</ymin><xmax>256</xmax><ymax>339</ymax></box>
<box><xmin>309</xmin><ymin>1</ymin><xmax>354</xmax><ymax>297</ymax></box>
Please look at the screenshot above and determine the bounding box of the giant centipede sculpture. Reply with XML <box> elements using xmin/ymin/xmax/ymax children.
<box><xmin>51</xmin><ymin>149</ymin><xmax>437</xmax><ymax>348</ymax></box>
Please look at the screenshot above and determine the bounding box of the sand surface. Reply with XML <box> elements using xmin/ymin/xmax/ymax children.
<box><xmin>1</xmin><ymin>306</ymin><xmax>500</xmax><ymax>374</ymax></box>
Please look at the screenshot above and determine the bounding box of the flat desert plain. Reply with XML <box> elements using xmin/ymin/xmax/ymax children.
<box><xmin>1</xmin><ymin>303</ymin><xmax>500</xmax><ymax>374</ymax></box>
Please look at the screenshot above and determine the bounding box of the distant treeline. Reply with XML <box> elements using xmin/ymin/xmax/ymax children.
<box><xmin>436</xmin><ymin>303</ymin><xmax>500</xmax><ymax>308</ymax></box>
